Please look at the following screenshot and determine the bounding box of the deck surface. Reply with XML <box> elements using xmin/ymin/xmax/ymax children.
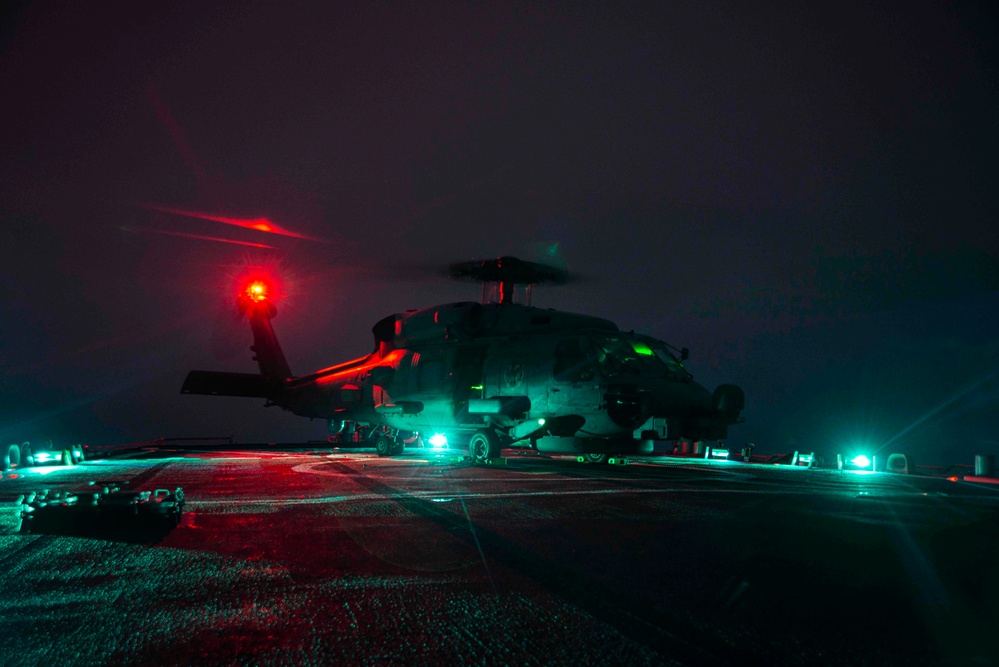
<box><xmin>1</xmin><ymin>448</ymin><xmax>997</xmax><ymax>666</ymax></box>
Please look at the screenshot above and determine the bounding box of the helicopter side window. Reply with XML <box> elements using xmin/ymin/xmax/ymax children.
<box><xmin>594</xmin><ymin>337</ymin><xmax>641</xmax><ymax>374</ymax></box>
<box><xmin>554</xmin><ymin>338</ymin><xmax>595</xmax><ymax>383</ymax></box>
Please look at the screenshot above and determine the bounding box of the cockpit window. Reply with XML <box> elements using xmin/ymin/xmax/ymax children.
<box><xmin>592</xmin><ymin>335</ymin><xmax>692</xmax><ymax>380</ymax></box>
<box><xmin>593</xmin><ymin>337</ymin><xmax>644</xmax><ymax>374</ymax></box>
<box><xmin>630</xmin><ymin>340</ymin><xmax>655</xmax><ymax>356</ymax></box>
<box><xmin>649</xmin><ymin>342</ymin><xmax>692</xmax><ymax>379</ymax></box>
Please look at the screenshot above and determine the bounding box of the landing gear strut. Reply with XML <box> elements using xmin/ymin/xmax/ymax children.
<box><xmin>373</xmin><ymin>428</ymin><xmax>407</xmax><ymax>457</ymax></box>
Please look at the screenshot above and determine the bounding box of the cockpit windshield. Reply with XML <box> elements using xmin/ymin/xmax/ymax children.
<box><xmin>647</xmin><ymin>340</ymin><xmax>692</xmax><ymax>380</ymax></box>
<box><xmin>593</xmin><ymin>336</ymin><xmax>645</xmax><ymax>374</ymax></box>
<box><xmin>554</xmin><ymin>334</ymin><xmax>692</xmax><ymax>382</ymax></box>
<box><xmin>590</xmin><ymin>335</ymin><xmax>691</xmax><ymax>380</ymax></box>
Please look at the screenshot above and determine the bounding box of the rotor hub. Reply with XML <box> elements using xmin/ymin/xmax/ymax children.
<box><xmin>448</xmin><ymin>256</ymin><xmax>569</xmax><ymax>305</ymax></box>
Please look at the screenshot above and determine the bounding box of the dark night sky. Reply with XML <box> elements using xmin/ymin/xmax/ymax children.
<box><xmin>2</xmin><ymin>1</ymin><xmax>997</xmax><ymax>465</ymax></box>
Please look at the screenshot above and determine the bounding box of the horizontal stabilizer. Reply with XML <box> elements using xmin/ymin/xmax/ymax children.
<box><xmin>181</xmin><ymin>371</ymin><xmax>274</xmax><ymax>398</ymax></box>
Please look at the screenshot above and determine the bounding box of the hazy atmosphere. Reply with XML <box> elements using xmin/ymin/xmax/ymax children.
<box><xmin>2</xmin><ymin>1</ymin><xmax>997</xmax><ymax>465</ymax></box>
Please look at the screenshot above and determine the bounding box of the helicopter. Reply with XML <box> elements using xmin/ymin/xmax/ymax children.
<box><xmin>181</xmin><ymin>257</ymin><xmax>744</xmax><ymax>462</ymax></box>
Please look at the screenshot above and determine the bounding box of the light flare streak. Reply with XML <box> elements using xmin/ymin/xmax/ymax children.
<box><xmin>121</xmin><ymin>226</ymin><xmax>275</xmax><ymax>249</ymax></box>
<box><xmin>141</xmin><ymin>203</ymin><xmax>325</xmax><ymax>242</ymax></box>
<box><xmin>875</xmin><ymin>369</ymin><xmax>999</xmax><ymax>454</ymax></box>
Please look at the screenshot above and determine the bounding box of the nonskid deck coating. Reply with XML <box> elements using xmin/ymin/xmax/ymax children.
<box><xmin>1</xmin><ymin>449</ymin><xmax>998</xmax><ymax>666</ymax></box>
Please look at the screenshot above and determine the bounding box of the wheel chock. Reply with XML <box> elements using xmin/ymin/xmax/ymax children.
<box><xmin>577</xmin><ymin>456</ymin><xmax>629</xmax><ymax>465</ymax></box>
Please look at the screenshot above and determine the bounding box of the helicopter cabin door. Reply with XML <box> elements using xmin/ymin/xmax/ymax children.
<box><xmin>482</xmin><ymin>340</ymin><xmax>548</xmax><ymax>417</ymax></box>
<box><xmin>550</xmin><ymin>335</ymin><xmax>600</xmax><ymax>414</ymax></box>
<box><xmin>451</xmin><ymin>344</ymin><xmax>488</xmax><ymax>424</ymax></box>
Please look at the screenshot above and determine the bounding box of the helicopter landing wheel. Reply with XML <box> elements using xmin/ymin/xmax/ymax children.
<box><xmin>582</xmin><ymin>453</ymin><xmax>609</xmax><ymax>464</ymax></box>
<box><xmin>469</xmin><ymin>429</ymin><xmax>501</xmax><ymax>462</ymax></box>
<box><xmin>374</xmin><ymin>435</ymin><xmax>394</xmax><ymax>457</ymax></box>
<box><xmin>390</xmin><ymin>440</ymin><xmax>404</xmax><ymax>455</ymax></box>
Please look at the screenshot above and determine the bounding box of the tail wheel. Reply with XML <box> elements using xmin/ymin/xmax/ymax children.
<box><xmin>61</xmin><ymin>449</ymin><xmax>73</xmax><ymax>466</ymax></box>
<box><xmin>374</xmin><ymin>435</ymin><xmax>393</xmax><ymax>457</ymax></box>
<box><xmin>583</xmin><ymin>453</ymin><xmax>609</xmax><ymax>464</ymax></box>
<box><xmin>469</xmin><ymin>429</ymin><xmax>501</xmax><ymax>462</ymax></box>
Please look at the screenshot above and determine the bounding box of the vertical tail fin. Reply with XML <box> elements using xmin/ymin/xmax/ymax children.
<box><xmin>241</xmin><ymin>298</ymin><xmax>293</xmax><ymax>380</ymax></box>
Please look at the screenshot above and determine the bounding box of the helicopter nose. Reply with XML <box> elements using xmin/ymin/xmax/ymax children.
<box><xmin>712</xmin><ymin>384</ymin><xmax>745</xmax><ymax>415</ymax></box>
<box><xmin>638</xmin><ymin>377</ymin><xmax>714</xmax><ymax>416</ymax></box>
<box><xmin>604</xmin><ymin>384</ymin><xmax>648</xmax><ymax>428</ymax></box>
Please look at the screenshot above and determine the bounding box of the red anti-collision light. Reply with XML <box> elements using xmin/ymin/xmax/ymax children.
<box><xmin>232</xmin><ymin>266</ymin><xmax>286</xmax><ymax>310</ymax></box>
<box><xmin>244</xmin><ymin>280</ymin><xmax>269</xmax><ymax>302</ymax></box>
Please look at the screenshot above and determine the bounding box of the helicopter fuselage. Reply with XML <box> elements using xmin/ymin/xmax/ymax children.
<box><xmin>183</xmin><ymin>297</ymin><xmax>744</xmax><ymax>459</ymax></box>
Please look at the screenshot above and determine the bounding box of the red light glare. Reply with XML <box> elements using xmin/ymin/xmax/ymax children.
<box><xmin>228</xmin><ymin>262</ymin><xmax>292</xmax><ymax>312</ymax></box>
<box><xmin>141</xmin><ymin>204</ymin><xmax>326</xmax><ymax>242</ymax></box>
<box><xmin>233</xmin><ymin>267</ymin><xmax>285</xmax><ymax>307</ymax></box>
<box><xmin>121</xmin><ymin>226</ymin><xmax>275</xmax><ymax>249</ymax></box>
<box><xmin>245</xmin><ymin>280</ymin><xmax>269</xmax><ymax>302</ymax></box>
